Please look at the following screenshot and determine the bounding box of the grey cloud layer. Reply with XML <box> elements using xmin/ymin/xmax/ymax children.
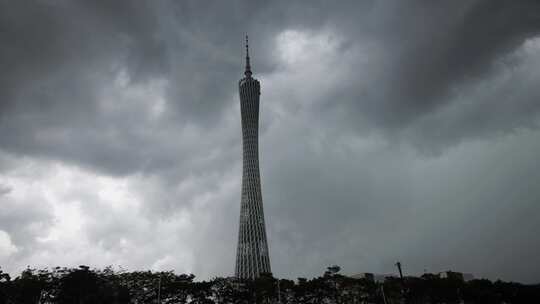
<box><xmin>3</xmin><ymin>0</ymin><xmax>540</xmax><ymax>171</ymax></box>
<box><xmin>1</xmin><ymin>0</ymin><xmax>540</xmax><ymax>283</ymax></box>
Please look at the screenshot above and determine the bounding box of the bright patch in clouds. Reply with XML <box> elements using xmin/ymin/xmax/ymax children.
<box><xmin>265</xmin><ymin>29</ymin><xmax>343</xmax><ymax>115</ymax></box>
<box><xmin>0</xmin><ymin>156</ymin><xmax>199</xmax><ymax>275</ymax></box>
<box><xmin>0</xmin><ymin>231</ymin><xmax>18</xmax><ymax>259</ymax></box>
<box><xmin>276</xmin><ymin>30</ymin><xmax>340</xmax><ymax>65</ymax></box>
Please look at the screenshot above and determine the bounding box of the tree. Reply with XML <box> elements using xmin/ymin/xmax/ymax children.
<box><xmin>55</xmin><ymin>265</ymin><xmax>119</xmax><ymax>304</ymax></box>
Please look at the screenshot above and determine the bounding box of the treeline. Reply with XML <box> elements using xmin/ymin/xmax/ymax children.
<box><xmin>0</xmin><ymin>265</ymin><xmax>539</xmax><ymax>303</ymax></box>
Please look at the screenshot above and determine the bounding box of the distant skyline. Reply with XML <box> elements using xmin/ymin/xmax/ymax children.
<box><xmin>1</xmin><ymin>1</ymin><xmax>540</xmax><ymax>283</ymax></box>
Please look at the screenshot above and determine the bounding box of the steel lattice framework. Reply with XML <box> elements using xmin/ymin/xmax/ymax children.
<box><xmin>235</xmin><ymin>37</ymin><xmax>271</xmax><ymax>279</ymax></box>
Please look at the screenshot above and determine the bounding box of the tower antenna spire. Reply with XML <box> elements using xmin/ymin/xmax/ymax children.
<box><xmin>244</xmin><ymin>34</ymin><xmax>252</xmax><ymax>77</ymax></box>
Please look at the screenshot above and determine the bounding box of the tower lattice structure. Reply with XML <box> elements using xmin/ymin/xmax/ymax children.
<box><xmin>235</xmin><ymin>36</ymin><xmax>271</xmax><ymax>279</ymax></box>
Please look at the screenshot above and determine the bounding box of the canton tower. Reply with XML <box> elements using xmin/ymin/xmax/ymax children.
<box><xmin>235</xmin><ymin>36</ymin><xmax>271</xmax><ymax>279</ymax></box>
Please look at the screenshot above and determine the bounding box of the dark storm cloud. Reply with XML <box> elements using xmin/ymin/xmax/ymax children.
<box><xmin>322</xmin><ymin>0</ymin><xmax>540</xmax><ymax>149</ymax></box>
<box><xmin>0</xmin><ymin>0</ymin><xmax>326</xmax><ymax>175</ymax></box>
<box><xmin>2</xmin><ymin>0</ymin><xmax>538</xmax><ymax>174</ymax></box>
<box><xmin>1</xmin><ymin>0</ymin><xmax>540</xmax><ymax>283</ymax></box>
<box><xmin>0</xmin><ymin>0</ymin><xmax>164</xmax><ymax>174</ymax></box>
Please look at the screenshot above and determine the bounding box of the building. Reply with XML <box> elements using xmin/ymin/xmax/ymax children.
<box><xmin>234</xmin><ymin>36</ymin><xmax>272</xmax><ymax>279</ymax></box>
<box><xmin>351</xmin><ymin>271</ymin><xmax>475</xmax><ymax>282</ymax></box>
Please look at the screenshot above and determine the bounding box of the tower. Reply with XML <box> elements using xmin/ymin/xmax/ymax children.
<box><xmin>235</xmin><ymin>36</ymin><xmax>271</xmax><ymax>279</ymax></box>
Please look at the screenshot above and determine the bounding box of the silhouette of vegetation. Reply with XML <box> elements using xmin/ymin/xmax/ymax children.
<box><xmin>0</xmin><ymin>265</ymin><xmax>538</xmax><ymax>303</ymax></box>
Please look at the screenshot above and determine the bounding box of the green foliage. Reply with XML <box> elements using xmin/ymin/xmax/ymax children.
<box><xmin>0</xmin><ymin>265</ymin><xmax>538</xmax><ymax>303</ymax></box>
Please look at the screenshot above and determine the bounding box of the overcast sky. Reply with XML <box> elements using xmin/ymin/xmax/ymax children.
<box><xmin>1</xmin><ymin>0</ymin><xmax>540</xmax><ymax>283</ymax></box>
